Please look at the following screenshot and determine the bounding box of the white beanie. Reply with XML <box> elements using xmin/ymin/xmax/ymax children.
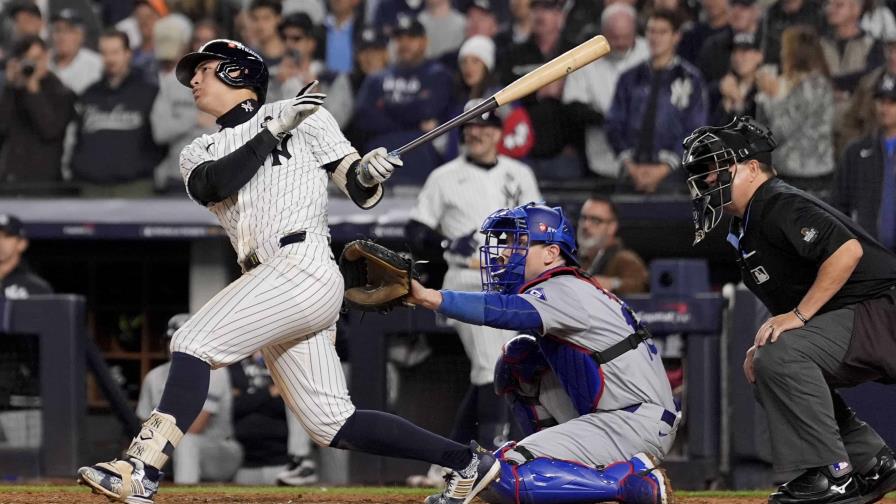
<box><xmin>458</xmin><ymin>35</ymin><xmax>496</xmax><ymax>72</ymax></box>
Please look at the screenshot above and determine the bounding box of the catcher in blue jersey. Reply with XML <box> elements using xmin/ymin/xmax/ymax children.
<box><xmin>407</xmin><ymin>202</ymin><xmax>679</xmax><ymax>504</ymax></box>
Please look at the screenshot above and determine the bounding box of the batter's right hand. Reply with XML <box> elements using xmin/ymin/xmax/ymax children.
<box><xmin>743</xmin><ymin>345</ymin><xmax>757</xmax><ymax>384</ymax></box>
<box><xmin>267</xmin><ymin>80</ymin><xmax>326</xmax><ymax>138</ymax></box>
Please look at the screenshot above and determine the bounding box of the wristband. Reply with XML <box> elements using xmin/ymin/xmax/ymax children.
<box><xmin>793</xmin><ymin>307</ymin><xmax>808</xmax><ymax>324</ymax></box>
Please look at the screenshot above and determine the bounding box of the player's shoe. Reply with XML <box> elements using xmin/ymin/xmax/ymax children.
<box><xmin>423</xmin><ymin>442</ymin><xmax>501</xmax><ymax>504</ymax></box>
<box><xmin>617</xmin><ymin>452</ymin><xmax>676</xmax><ymax>504</ymax></box>
<box><xmin>857</xmin><ymin>448</ymin><xmax>896</xmax><ymax>504</ymax></box>
<box><xmin>277</xmin><ymin>455</ymin><xmax>319</xmax><ymax>486</ymax></box>
<box><xmin>77</xmin><ymin>458</ymin><xmax>161</xmax><ymax>504</ymax></box>
<box><xmin>768</xmin><ymin>467</ymin><xmax>861</xmax><ymax>504</ymax></box>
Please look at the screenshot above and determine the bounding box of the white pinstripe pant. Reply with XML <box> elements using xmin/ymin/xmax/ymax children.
<box><xmin>171</xmin><ymin>252</ymin><xmax>355</xmax><ymax>445</ymax></box>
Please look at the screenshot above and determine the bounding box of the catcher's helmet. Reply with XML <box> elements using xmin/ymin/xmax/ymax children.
<box><xmin>681</xmin><ymin>116</ymin><xmax>776</xmax><ymax>244</ymax></box>
<box><xmin>479</xmin><ymin>202</ymin><xmax>578</xmax><ymax>293</ymax></box>
<box><xmin>175</xmin><ymin>39</ymin><xmax>269</xmax><ymax>104</ymax></box>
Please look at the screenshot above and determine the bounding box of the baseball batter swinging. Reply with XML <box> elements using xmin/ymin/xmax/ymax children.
<box><xmin>77</xmin><ymin>39</ymin><xmax>504</xmax><ymax>504</ymax></box>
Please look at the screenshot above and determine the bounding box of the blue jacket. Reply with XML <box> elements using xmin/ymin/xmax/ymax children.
<box><xmin>606</xmin><ymin>58</ymin><xmax>708</xmax><ymax>169</ymax></box>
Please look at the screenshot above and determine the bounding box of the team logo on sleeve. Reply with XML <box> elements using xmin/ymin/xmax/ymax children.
<box><xmin>800</xmin><ymin>227</ymin><xmax>818</xmax><ymax>243</ymax></box>
<box><xmin>525</xmin><ymin>288</ymin><xmax>547</xmax><ymax>300</ymax></box>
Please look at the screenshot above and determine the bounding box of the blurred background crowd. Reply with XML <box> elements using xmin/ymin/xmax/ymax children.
<box><xmin>0</xmin><ymin>0</ymin><xmax>893</xmax><ymax>211</ymax></box>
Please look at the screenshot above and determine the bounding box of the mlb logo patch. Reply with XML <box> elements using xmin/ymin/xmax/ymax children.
<box><xmin>800</xmin><ymin>227</ymin><xmax>818</xmax><ymax>243</ymax></box>
<box><xmin>526</xmin><ymin>288</ymin><xmax>547</xmax><ymax>300</ymax></box>
<box><xmin>750</xmin><ymin>266</ymin><xmax>770</xmax><ymax>284</ymax></box>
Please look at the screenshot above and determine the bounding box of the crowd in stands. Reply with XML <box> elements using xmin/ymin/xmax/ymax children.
<box><xmin>0</xmin><ymin>0</ymin><xmax>891</xmax><ymax>207</ymax></box>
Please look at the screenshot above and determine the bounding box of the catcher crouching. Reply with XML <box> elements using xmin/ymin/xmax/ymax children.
<box><xmin>340</xmin><ymin>202</ymin><xmax>678</xmax><ymax>504</ymax></box>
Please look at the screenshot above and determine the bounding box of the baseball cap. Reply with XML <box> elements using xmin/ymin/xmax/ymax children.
<box><xmin>51</xmin><ymin>8</ymin><xmax>83</xmax><ymax>25</ymax></box>
<box><xmin>463</xmin><ymin>99</ymin><xmax>502</xmax><ymax>128</ymax></box>
<box><xmin>531</xmin><ymin>0</ymin><xmax>566</xmax><ymax>9</ymax></box>
<box><xmin>0</xmin><ymin>214</ymin><xmax>25</xmax><ymax>237</ymax></box>
<box><xmin>7</xmin><ymin>1</ymin><xmax>41</xmax><ymax>19</ymax></box>
<box><xmin>155</xmin><ymin>15</ymin><xmax>191</xmax><ymax>61</ymax></box>
<box><xmin>732</xmin><ymin>31</ymin><xmax>761</xmax><ymax>50</ymax></box>
<box><xmin>467</xmin><ymin>0</ymin><xmax>495</xmax><ymax>12</ymax></box>
<box><xmin>875</xmin><ymin>73</ymin><xmax>896</xmax><ymax>100</ymax></box>
<box><xmin>356</xmin><ymin>25</ymin><xmax>388</xmax><ymax>50</ymax></box>
<box><xmin>392</xmin><ymin>15</ymin><xmax>425</xmax><ymax>37</ymax></box>
<box><xmin>135</xmin><ymin>0</ymin><xmax>170</xmax><ymax>17</ymax></box>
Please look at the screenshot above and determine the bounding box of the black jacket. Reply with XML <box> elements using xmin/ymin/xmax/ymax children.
<box><xmin>0</xmin><ymin>74</ymin><xmax>76</xmax><ymax>183</ymax></box>
<box><xmin>228</xmin><ymin>358</ymin><xmax>289</xmax><ymax>467</ymax></box>
<box><xmin>1</xmin><ymin>262</ymin><xmax>53</xmax><ymax>299</ymax></box>
<box><xmin>832</xmin><ymin>132</ymin><xmax>884</xmax><ymax>240</ymax></box>
<box><xmin>71</xmin><ymin>69</ymin><xmax>164</xmax><ymax>184</ymax></box>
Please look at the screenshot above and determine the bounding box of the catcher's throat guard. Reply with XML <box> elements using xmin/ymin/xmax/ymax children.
<box><xmin>682</xmin><ymin>116</ymin><xmax>777</xmax><ymax>244</ymax></box>
<box><xmin>339</xmin><ymin>240</ymin><xmax>416</xmax><ymax>312</ymax></box>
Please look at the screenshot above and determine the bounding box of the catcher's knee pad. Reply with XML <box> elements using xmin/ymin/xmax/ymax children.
<box><xmin>494</xmin><ymin>335</ymin><xmax>555</xmax><ymax>436</ymax></box>
<box><xmin>127</xmin><ymin>410</ymin><xmax>184</xmax><ymax>469</ymax></box>
<box><xmin>478</xmin><ymin>451</ymin><xmax>669</xmax><ymax>504</ymax></box>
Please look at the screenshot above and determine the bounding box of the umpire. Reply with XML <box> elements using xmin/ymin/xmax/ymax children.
<box><xmin>682</xmin><ymin>116</ymin><xmax>896</xmax><ymax>504</ymax></box>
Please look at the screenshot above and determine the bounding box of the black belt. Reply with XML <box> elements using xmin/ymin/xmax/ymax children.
<box><xmin>242</xmin><ymin>231</ymin><xmax>306</xmax><ymax>272</ymax></box>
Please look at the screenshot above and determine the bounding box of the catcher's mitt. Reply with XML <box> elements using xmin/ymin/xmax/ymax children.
<box><xmin>339</xmin><ymin>240</ymin><xmax>415</xmax><ymax>312</ymax></box>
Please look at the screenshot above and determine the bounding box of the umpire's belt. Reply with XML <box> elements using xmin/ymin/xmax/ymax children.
<box><xmin>242</xmin><ymin>231</ymin><xmax>306</xmax><ymax>272</ymax></box>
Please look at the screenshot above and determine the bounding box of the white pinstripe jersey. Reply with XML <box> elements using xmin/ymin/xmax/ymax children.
<box><xmin>180</xmin><ymin>100</ymin><xmax>356</xmax><ymax>265</ymax></box>
<box><xmin>410</xmin><ymin>154</ymin><xmax>541</xmax><ymax>272</ymax></box>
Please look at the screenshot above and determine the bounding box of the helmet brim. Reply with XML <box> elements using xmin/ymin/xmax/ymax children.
<box><xmin>175</xmin><ymin>51</ymin><xmax>225</xmax><ymax>88</ymax></box>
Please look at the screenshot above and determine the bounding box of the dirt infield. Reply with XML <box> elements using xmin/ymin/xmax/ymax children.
<box><xmin>0</xmin><ymin>486</ymin><xmax>894</xmax><ymax>504</ymax></box>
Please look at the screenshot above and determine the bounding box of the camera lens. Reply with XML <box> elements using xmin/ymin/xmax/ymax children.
<box><xmin>21</xmin><ymin>62</ymin><xmax>35</xmax><ymax>77</ymax></box>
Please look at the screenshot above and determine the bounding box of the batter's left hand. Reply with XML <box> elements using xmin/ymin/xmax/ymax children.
<box><xmin>358</xmin><ymin>147</ymin><xmax>402</xmax><ymax>187</ymax></box>
<box><xmin>266</xmin><ymin>80</ymin><xmax>326</xmax><ymax>138</ymax></box>
<box><xmin>754</xmin><ymin>311</ymin><xmax>804</xmax><ymax>347</ymax></box>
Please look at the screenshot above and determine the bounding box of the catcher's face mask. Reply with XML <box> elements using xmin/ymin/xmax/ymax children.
<box><xmin>682</xmin><ymin>130</ymin><xmax>737</xmax><ymax>245</ymax></box>
<box><xmin>480</xmin><ymin>208</ymin><xmax>530</xmax><ymax>293</ymax></box>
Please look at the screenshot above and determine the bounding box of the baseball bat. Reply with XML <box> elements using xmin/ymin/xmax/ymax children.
<box><xmin>389</xmin><ymin>35</ymin><xmax>611</xmax><ymax>158</ymax></box>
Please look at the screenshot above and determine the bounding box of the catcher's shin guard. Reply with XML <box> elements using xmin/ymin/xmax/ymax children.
<box><xmin>78</xmin><ymin>411</ymin><xmax>183</xmax><ymax>503</ymax></box>
<box><xmin>477</xmin><ymin>449</ymin><xmax>674</xmax><ymax>504</ymax></box>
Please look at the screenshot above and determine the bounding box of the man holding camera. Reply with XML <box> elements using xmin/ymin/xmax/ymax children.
<box><xmin>0</xmin><ymin>35</ymin><xmax>76</xmax><ymax>185</ymax></box>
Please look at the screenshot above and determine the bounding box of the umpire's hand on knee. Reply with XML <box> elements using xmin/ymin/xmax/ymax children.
<box><xmin>358</xmin><ymin>147</ymin><xmax>402</xmax><ymax>187</ymax></box>
<box><xmin>267</xmin><ymin>80</ymin><xmax>326</xmax><ymax>138</ymax></box>
<box><xmin>743</xmin><ymin>345</ymin><xmax>757</xmax><ymax>383</ymax></box>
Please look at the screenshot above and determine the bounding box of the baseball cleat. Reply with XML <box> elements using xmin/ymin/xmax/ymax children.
<box><xmin>77</xmin><ymin>458</ymin><xmax>160</xmax><ymax>504</ymax></box>
<box><xmin>768</xmin><ymin>467</ymin><xmax>861</xmax><ymax>504</ymax></box>
<box><xmin>423</xmin><ymin>441</ymin><xmax>501</xmax><ymax>504</ymax></box>
<box><xmin>858</xmin><ymin>448</ymin><xmax>896</xmax><ymax>504</ymax></box>
<box><xmin>277</xmin><ymin>455</ymin><xmax>319</xmax><ymax>486</ymax></box>
<box><xmin>620</xmin><ymin>452</ymin><xmax>676</xmax><ymax>504</ymax></box>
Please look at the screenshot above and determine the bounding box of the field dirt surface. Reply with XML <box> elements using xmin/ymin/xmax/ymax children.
<box><xmin>0</xmin><ymin>486</ymin><xmax>895</xmax><ymax>504</ymax></box>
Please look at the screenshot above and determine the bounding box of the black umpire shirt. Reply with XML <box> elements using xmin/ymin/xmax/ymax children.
<box><xmin>727</xmin><ymin>178</ymin><xmax>896</xmax><ymax>315</ymax></box>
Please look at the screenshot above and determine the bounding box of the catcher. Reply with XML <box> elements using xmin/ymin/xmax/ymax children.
<box><xmin>340</xmin><ymin>202</ymin><xmax>678</xmax><ymax>504</ymax></box>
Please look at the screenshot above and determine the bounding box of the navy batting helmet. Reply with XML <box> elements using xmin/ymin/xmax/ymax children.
<box><xmin>682</xmin><ymin>116</ymin><xmax>776</xmax><ymax>244</ymax></box>
<box><xmin>176</xmin><ymin>39</ymin><xmax>269</xmax><ymax>104</ymax></box>
<box><xmin>480</xmin><ymin>202</ymin><xmax>578</xmax><ymax>293</ymax></box>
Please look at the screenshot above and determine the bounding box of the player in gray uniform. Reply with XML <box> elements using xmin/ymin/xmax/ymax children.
<box><xmin>78</xmin><ymin>39</ymin><xmax>507</xmax><ymax>504</ymax></box>
<box><xmin>136</xmin><ymin>314</ymin><xmax>242</xmax><ymax>484</ymax></box>
<box><xmin>406</xmin><ymin>101</ymin><xmax>541</xmax><ymax>460</ymax></box>
<box><xmin>408</xmin><ymin>202</ymin><xmax>678</xmax><ymax>504</ymax></box>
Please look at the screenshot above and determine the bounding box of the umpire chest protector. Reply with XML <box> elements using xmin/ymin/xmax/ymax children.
<box><xmin>517</xmin><ymin>267</ymin><xmax>651</xmax><ymax>415</ymax></box>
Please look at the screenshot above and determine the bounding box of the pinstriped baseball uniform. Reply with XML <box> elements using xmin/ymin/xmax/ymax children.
<box><xmin>171</xmin><ymin>102</ymin><xmax>357</xmax><ymax>445</ymax></box>
<box><xmin>409</xmin><ymin>155</ymin><xmax>541</xmax><ymax>385</ymax></box>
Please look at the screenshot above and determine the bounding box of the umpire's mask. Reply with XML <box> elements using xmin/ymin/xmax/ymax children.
<box><xmin>682</xmin><ymin>116</ymin><xmax>776</xmax><ymax>245</ymax></box>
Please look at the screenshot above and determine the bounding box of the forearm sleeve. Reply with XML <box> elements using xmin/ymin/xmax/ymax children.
<box><xmin>438</xmin><ymin>290</ymin><xmax>543</xmax><ymax>331</ymax></box>
<box><xmin>187</xmin><ymin>129</ymin><xmax>280</xmax><ymax>205</ymax></box>
<box><xmin>325</xmin><ymin>153</ymin><xmax>382</xmax><ymax>209</ymax></box>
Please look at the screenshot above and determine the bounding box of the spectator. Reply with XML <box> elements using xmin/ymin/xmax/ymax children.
<box><xmin>324</xmin><ymin>0</ymin><xmax>363</xmax><ymax>73</ymax></box>
<box><xmin>713</xmin><ymin>31</ymin><xmax>763</xmax><ymax>124</ymax></box>
<box><xmin>0</xmin><ymin>36</ymin><xmax>76</xmax><ymax>185</ymax></box>
<box><xmin>697</xmin><ymin>0</ymin><xmax>761</xmax><ymax>87</ymax></box>
<box><xmin>279</xmin><ymin>12</ymin><xmax>323</xmax><ymax>76</ymax></box>
<box><xmin>494</xmin><ymin>0</ymin><xmax>533</xmax><ymax>50</ymax></box>
<box><xmin>833</xmin><ymin>73</ymin><xmax>896</xmax><ymax>250</ymax></box>
<box><xmin>457</xmin><ymin>35</ymin><xmax>499</xmax><ymax>101</ymax></box>
<box><xmin>562</xmin><ymin>2</ymin><xmax>648</xmax><ymax>185</ymax></box>
<box><xmin>71</xmin><ymin>30</ymin><xmax>164</xmax><ymax>197</ymax></box>
<box><xmin>606</xmin><ymin>9</ymin><xmax>708</xmax><ymax>194</ymax></box>
<box><xmin>137</xmin><ymin>314</ymin><xmax>243</xmax><ymax>483</ymax></box>
<box><xmin>464</xmin><ymin>0</ymin><xmax>500</xmax><ymax>39</ymax></box>
<box><xmin>576</xmin><ymin>196</ymin><xmax>649</xmax><ymax>294</ymax></box>
<box><xmin>756</xmin><ymin>25</ymin><xmax>834</xmax><ymax>190</ymax></box>
<box><xmin>283</xmin><ymin>0</ymin><xmax>328</xmax><ymax>24</ymax></box>
<box><xmin>6</xmin><ymin>1</ymin><xmax>43</xmax><ymax>42</ymax></box>
<box><xmin>190</xmin><ymin>18</ymin><xmax>222</xmax><ymax>52</ymax></box>
<box><xmin>131</xmin><ymin>0</ymin><xmax>167</xmax><ymax>82</ymax></box>
<box><xmin>418</xmin><ymin>0</ymin><xmax>466</xmax><ymax>60</ymax></box>
<box><xmin>150</xmin><ymin>15</ymin><xmax>216</xmax><ymax>193</ymax></box>
<box><xmin>353</xmin><ymin>16</ymin><xmax>455</xmax><ymax>185</ymax></box>
<box><xmin>344</xmin><ymin>24</ymin><xmax>389</xmax><ymax>147</ymax></box>
<box><xmin>49</xmin><ymin>8</ymin><xmax>102</xmax><ymax>95</ymax></box>
<box><xmin>760</xmin><ymin>0</ymin><xmax>824</xmax><ymax>67</ymax></box>
<box><xmin>678</xmin><ymin>0</ymin><xmax>729</xmax><ymax>64</ymax></box>
<box><xmin>0</xmin><ymin>214</ymin><xmax>52</xmax><ymax>299</ymax></box>
<box><xmin>249</xmin><ymin>0</ymin><xmax>287</xmax><ymax>73</ymax></box>
<box><xmin>861</xmin><ymin>0</ymin><xmax>896</xmax><ymax>40</ymax></box>
<box><xmin>840</xmin><ymin>35</ymin><xmax>896</xmax><ymax>148</ymax></box>
<box><xmin>499</xmin><ymin>0</ymin><xmax>580</xmax><ymax>177</ymax></box>
<box><xmin>229</xmin><ymin>352</ymin><xmax>294</xmax><ymax>484</ymax></box>
<box><xmin>373</xmin><ymin>0</ymin><xmax>425</xmax><ymax>33</ymax></box>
